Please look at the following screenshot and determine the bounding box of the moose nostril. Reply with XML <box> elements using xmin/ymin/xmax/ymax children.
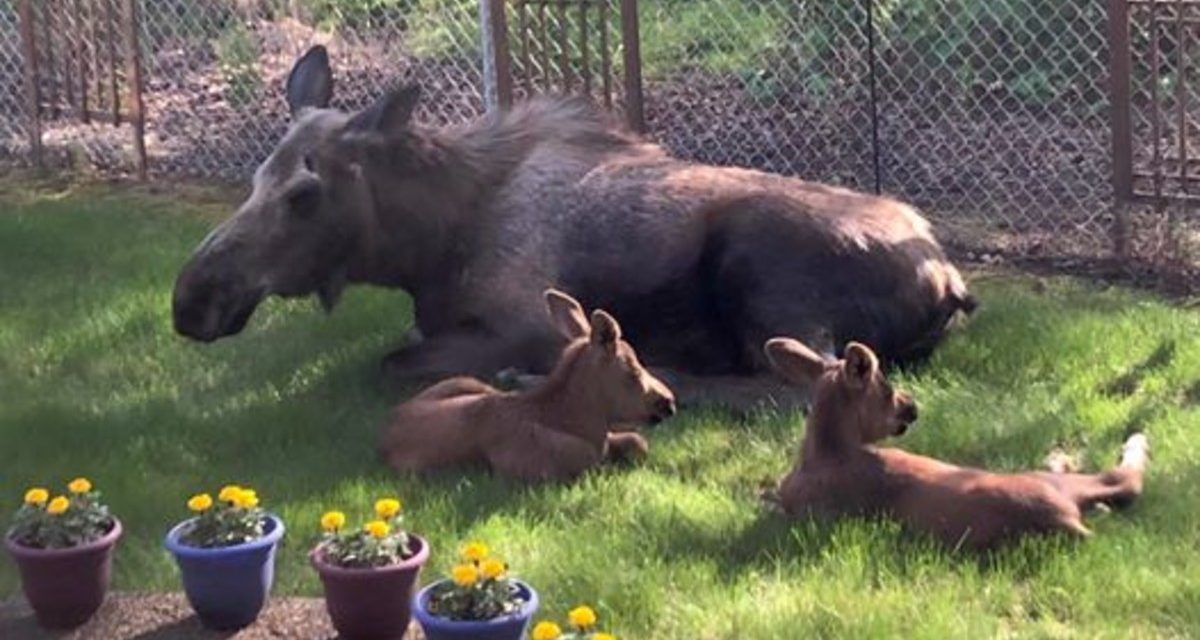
<box><xmin>901</xmin><ymin>402</ymin><xmax>918</xmax><ymax>422</ymax></box>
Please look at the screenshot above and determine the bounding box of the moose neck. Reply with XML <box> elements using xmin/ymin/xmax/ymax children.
<box><xmin>347</xmin><ymin>119</ymin><xmax>543</xmax><ymax>291</ymax></box>
<box><xmin>800</xmin><ymin>387</ymin><xmax>861</xmax><ymax>465</ymax></box>
<box><xmin>525</xmin><ymin>343</ymin><xmax>612</xmax><ymax>447</ymax></box>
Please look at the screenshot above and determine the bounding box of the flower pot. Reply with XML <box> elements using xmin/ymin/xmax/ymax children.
<box><xmin>4</xmin><ymin>517</ymin><xmax>122</xmax><ymax>629</ymax></box>
<box><xmin>164</xmin><ymin>513</ymin><xmax>285</xmax><ymax>631</ymax></box>
<box><xmin>413</xmin><ymin>579</ymin><xmax>539</xmax><ymax>640</ymax></box>
<box><xmin>310</xmin><ymin>534</ymin><xmax>430</xmax><ymax>640</ymax></box>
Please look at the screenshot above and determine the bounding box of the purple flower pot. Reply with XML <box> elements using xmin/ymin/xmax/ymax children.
<box><xmin>4</xmin><ymin>518</ymin><xmax>122</xmax><ymax>630</ymax></box>
<box><xmin>164</xmin><ymin>513</ymin><xmax>285</xmax><ymax>631</ymax></box>
<box><xmin>413</xmin><ymin>579</ymin><xmax>539</xmax><ymax>640</ymax></box>
<box><xmin>310</xmin><ymin>534</ymin><xmax>430</xmax><ymax>640</ymax></box>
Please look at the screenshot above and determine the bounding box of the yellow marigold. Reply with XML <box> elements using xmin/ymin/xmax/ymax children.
<box><xmin>24</xmin><ymin>487</ymin><xmax>49</xmax><ymax>506</ymax></box>
<box><xmin>480</xmin><ymin>558</ymin><xmax>506</xmax><ymax>579</ymax></box>
<box><xmin>460</xmin><ymin>541</ymin><xmax>489</xmax><ymax>562</ymax></box>
<box><xmin>218</xmin><ymin>485</ymin><xmax>242</xmax><ymax>502</ymax></box>
<box><xmin>451</xmin><ymin>563</ymin><xmax>479</xmax><ymax>587</ymax></box>
<box><xmin>321</xmin><ymin>511</ymin><xmax>346</xmax><ymax>532</ymax></box>
<box><xmin>531</xmin><ymin>621</ymin><xmax>562</xmax><ymax>640</ymax></box>
<box><xmin>67</xmin><ymin>477</ymin><xmax>92</xmax><ymax>494</ymax></box>
<box><xmin>233</xmin><ymin>489</ymin><xmax>259</xmax><ymax>509</ymax></box>
<box><xmin>374</xmin><ymin>498</ymin><xmax>402</xmax><ymax>519</ymax></box>
<box><xmin>568</xmin><ymin>605</ymin><xmax>597</xmax><ymax>630</ymax></box>
<box><xmin>187</xmin><ymin>493</ymin><xmax>214</xmax><ymax>512</ymax></box>
<box><xmin>364</xmin><ymin>520</ymin><xmax>391</xmax><ymax>538</ymax></box>
<box><xmin>46</xmin><ymin>496</ymin><xmax>70</xmax><ymax>515</ymax></box>
<box><xmin>593</xmin><ymin>634</ymin><xmax>616</xmax><ymax>640</ymax></box>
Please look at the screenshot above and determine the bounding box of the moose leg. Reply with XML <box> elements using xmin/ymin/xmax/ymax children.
<box><xmin>381</xmin><ymin>330</ymin><xmax>527</xmax><ymax>387</ymax></box>
<box><xmin>649</xmin><ymin>368</ymin><xmax>810</xmax><ymax>415</ymax></box>
<box><xmin>604</xmin><ymin>431</ymin><xmax>650</xmax><ymax>463</ymax></box>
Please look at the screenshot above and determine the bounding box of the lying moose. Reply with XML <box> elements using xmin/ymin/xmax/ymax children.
<box><xmin>173</xmin><ymin>45</ymin><xmax>975</xmax><ymax>410</ymax></box>
<box><xmin>763</xmin><ymin>337</ymin><xmax>1149</xmax><ymax>549</ymax></box>
<box><xmin>379</xmin><ymin>289</ymin><xmax>675</xmax><ymax>481</ymax></box>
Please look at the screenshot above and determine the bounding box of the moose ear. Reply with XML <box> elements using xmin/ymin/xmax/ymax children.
<box><xmin>352</xmin><ymin>84</ymin><xmax>422</xmax><ymax>135</ymax></box>
<box><xmin>545</xmin><ymin>289</ymin><xmax>590</xmax><ymax>341</ymax></box>
<box><xmin>589</xmin><ymin>309</ymin><xmax>622</xmax><ymax>351</ymax></box>
<box><xmin>286</xmin><ymin>46</ymin><xmax>334</xmax><ymax>116</ymax></box>
<box><xmin>842</xmin><ymin>342</ymin><xmax>879</xmax><ymax>389</ymax></box>
<box><xmin>764</xmin><ymin>338</ymin><xmax>829</xmax><ymax>384</ymax></box>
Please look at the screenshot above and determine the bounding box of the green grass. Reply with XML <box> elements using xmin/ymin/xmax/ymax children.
<box><xmin>2</xmin><ymin>181</ymin><xmax>1200</xmax><ymax>638</ymax></box>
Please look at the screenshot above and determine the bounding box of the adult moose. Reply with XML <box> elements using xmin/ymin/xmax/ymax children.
<box><xmin>173</xmin><ymin>46</ymin><xmax>975</xmax><ymax>409</ymax></box>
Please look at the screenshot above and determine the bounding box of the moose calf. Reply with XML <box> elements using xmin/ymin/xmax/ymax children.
<box><xmin>764</xmin><ymin>337</ymin><xmax>1149</xmax><ymax>549</ymax></box>
<box><xmin>378</xmin><ymin>290</ymin><xmax>676</xmax><ymax>481</ymax></box>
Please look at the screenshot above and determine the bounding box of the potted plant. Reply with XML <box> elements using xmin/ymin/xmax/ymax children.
<box><xmin>4</xmin><ymin>478</ymin><xmax>121</xmax><ymax>629</ymax></box>
<box><xmin>530</xmin><ymin>605</ymin><xmax>618</xmax><ymax>640</ymax></box>
<box><xmin>413</xmin><ymin>541</ymin><xmax>540</xmax><ymax>640</ymax></box>
<box><xmin>310</xmin><ymin>497</ymin><xmax>429</xmax><ymax>640</ymax></box>
<box><xmin>164</xmin><ymin>484</ymin><xmax>285</xmax><ymax>631</ymax></box>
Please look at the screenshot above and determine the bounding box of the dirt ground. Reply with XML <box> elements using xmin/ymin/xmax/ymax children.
<box><xmin>0</xmin><ymin>593</ymin><xmax>426</xmax><ymax>640</ymax></box>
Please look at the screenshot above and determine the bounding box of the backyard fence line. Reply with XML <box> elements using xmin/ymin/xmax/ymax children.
<box><xmin>1</xmin><ymin>0</ymin><xmax>1197</xmax><ymax>283</ymax></box>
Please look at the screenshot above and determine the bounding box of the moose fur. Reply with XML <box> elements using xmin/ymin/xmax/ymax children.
<box><xmin>172</xmin><ymin>45</ymin><xmax>975</xmax><ymax>410</ymax></box>
<box><xmin>764</xmin><ymin>337</ymin><xmax>1149</xmax><ymax>549</ymax></box>
<box><xmin>378</xmin><ymin>290</ymin><xmax>676</xmax><ymax>481</ymax></box>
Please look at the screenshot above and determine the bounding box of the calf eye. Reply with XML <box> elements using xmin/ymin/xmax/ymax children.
<box><xmin>287</xmin><ymin>183</ymin><xmax>321</xmax><ymax>217</ymax></box>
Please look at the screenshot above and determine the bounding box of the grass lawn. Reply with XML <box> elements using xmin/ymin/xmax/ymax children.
<box><xmin>2</xmin><ymin>179</ymin><xmax>1199</xmax><ymax>638</ymax></box>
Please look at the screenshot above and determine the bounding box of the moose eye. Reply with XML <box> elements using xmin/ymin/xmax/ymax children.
<box><xmin>302</xmin><ymin>155</ymin><xmax>316</xmax><ymax>172</ymax></box>
<box><xmin>287</xmin><ymin>182</ymin><xmax>321</xmax><ymax>217</ymax></box>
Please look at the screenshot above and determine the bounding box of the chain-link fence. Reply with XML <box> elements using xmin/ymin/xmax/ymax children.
<box><xmin>2</xmin><ymin>0</ymin><xmax>1197</xmax><ymax>281</ymax></box>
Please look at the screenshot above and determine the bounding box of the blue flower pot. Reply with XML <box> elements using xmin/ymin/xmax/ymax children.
<box><xmin>164</xmin><ymin>513</ymin><xmax>285</xmax><ymax>631</ymax></box>
<box><xmin>413</xmin><ymin>579</ymin><xmax>539</xmax><ymax>640</ymax></box>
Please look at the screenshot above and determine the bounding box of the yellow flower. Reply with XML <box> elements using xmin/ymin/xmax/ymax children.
<box><xmin>480</xmin><ymin>558</ymin><xmax>506</xmax><ymax>579</ymax></box>
<box><xmin>531</xmin><ymin>621</ymin><xmax>562</xmax><ymax>640</ymax></box>
<box><xmin>321</xmin><ymin>511</ymin><xmax>346</xmax><ymax>532</ymax></box>
<box><xmin>569</xmin><ymin>605</ymin><xmax>597</xmax><ymax>630</ymax></box>
<box><xmin>46</xmin><ymin>496</ymin><xmax>70</xmax><ymax>515</ymax></box>
<box><xmin>24</xmin><ymin>487</ymin><xmax>49</xmax><ymax>506</ymax></box>
<box><xmin>451</xmin><ymin>563</ymin><xmax>479</xmax><ymax>587</ymax></box>
<box><xmin>374</xmin><ymin>498</ymin><xmax>402</xmax><ymax>519</ymax></box>
<box><xmin>232</xmin><ymin>489</ymin><xmax>259</xmax><ymax>509</ymax></box>
<box><xmin>460</xmin><ymin>541</ymin><xmax>489</xmax><ymax>562</ymax></box>
<box><xmin>187</xmin><ymin>493</ymin><xmax>214</xmax><ymax>512</ymax></box>
<box><xmin>364</xmin><ymin>520</ymin><xmax>390</xmax><ymax>538</ymax></box>
<box><xmin>218</xmin><ymin>485</ymin><xmax>242</xmax><ymax>502</ymax></box>
<box><xmin>593</xmin><ymin>634</ymin><xmax>616</xmax><ymax>640</ymax></box>
<box><xmin>67</xmin><ymin>478</ymin><xmax>92</xmax><ymax>494</ymax></box>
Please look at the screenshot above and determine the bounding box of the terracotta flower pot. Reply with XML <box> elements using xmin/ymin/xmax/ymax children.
<box><xmin>413</xmin><ymin>579</ymin><xmax>539</xmax><ymax>640</ymax></box>
<box><xmin>310</xmin><ymin>534</ymin><xmax>430</xmax><ymax>640</ymax></box>
<box><xmin>4</xmin><ymin>517</ymin><xmax>122</xmax><ymax>630</ymax></box>
<box><xmin>164</xmin><ymin>513</ymin><xmax>285</xmax><ymax>631</ymax></box>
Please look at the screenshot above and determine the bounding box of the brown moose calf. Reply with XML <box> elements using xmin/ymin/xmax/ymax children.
<box><xmin>764</xmin><ymin>338</ymin><xmax>1149</xmax><ymax>549</ymax></box>
<box><xmin>378</xmin><ymin>290</ymin><xmax>676</xmax><ymax>482</ymax></box>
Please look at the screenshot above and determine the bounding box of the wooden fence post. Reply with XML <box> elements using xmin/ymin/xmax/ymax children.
<box><xmin>120</xmin><ymin>0</ymin><xmax>146</xmax><ymax>179</ymax></box>
<box><xmin>1107</xmin><ymin>0</ymin><xmax>1133</xmax><ymax>258</ymax></box>
<box><xmin>480</xmin><ymin>0</ymin><xmax>513</xmax><ymax>111</ymax></box>
<box><xmin>619</xmin><ymin>0</ymin><xmax>644</xmax><ymax>132</ymax></box>
<box><xmin>17</xmin><ymin>0</ymin><xmax>44</xmax><ymax>170</ymax></box>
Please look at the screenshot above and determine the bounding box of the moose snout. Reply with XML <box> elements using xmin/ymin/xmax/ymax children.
<box><xmin>646</xmin><ymin>388</ymin><xmax>677</xmax><ymax>425</ymax></box>
<box><xmin>894</xmin><ymin>395</ymin><xmax>918</xmax><ymax>435</ymax></box>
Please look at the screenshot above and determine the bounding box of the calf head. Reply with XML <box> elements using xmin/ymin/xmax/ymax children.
<box><xmin>765</xmin><ymin>338</ymin><xmax>917</xmax><ymax>444</ymax></box>
<box><xmin>544</xmin><ymin>289</ymin><xmax>677</xmax><ymax>425</ymax></box>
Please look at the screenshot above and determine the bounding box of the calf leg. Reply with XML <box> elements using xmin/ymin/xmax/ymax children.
<box><xmin>1038</xmin><ymin>433</ymin><xmax>1149</xmax><ymax>512</ymax></box>
<box><xmin>382</xmin><ymin>330</ymin><xmax>538</xmax><ymax>386</ymax></box>
<box><xmin>605</xmin><ymin>431</ymin><xmax>650</xmax><ymax>463</ymax></box>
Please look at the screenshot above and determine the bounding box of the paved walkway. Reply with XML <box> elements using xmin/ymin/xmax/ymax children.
<box><xmin>0</xmin><ymin>593</ymin><xmax>425</xmax><ymax>639</ymax></box>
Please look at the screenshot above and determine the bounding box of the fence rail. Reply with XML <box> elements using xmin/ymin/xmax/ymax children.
<box><xmin>1</xmin><ymin>0</ymin><xmax>1197</xmax><ymax>280</ymax></box>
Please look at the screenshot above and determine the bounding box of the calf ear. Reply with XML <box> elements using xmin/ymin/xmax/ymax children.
<box><xmin>545</xmin><ymin>289</ymin><xmax>590</xmax><ymax>341</ymax></box>
<box><xmin>764</xmin><ymin>338</ymin><xmax>829</xmax><ymax>384</ymax></box>
<box><xmin>589</xmin><ymin>310</ymin><xmax>622</xmax><ymax>352</ymax></box>
<box><xmin>842</xmin><ymin>342</ymin><xmax>880</xmax><ymax>389</ymax></box>
<box><xmin>286</xmin><ymin>46</ymin><xmax>334</xmax><ymax>116</ymax></box>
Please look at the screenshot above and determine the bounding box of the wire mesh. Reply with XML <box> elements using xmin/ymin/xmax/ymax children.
<box><xmin>0</xmin><ymin>0</ymin><xmax>1195</xmax><ymax>274</ymax></box>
